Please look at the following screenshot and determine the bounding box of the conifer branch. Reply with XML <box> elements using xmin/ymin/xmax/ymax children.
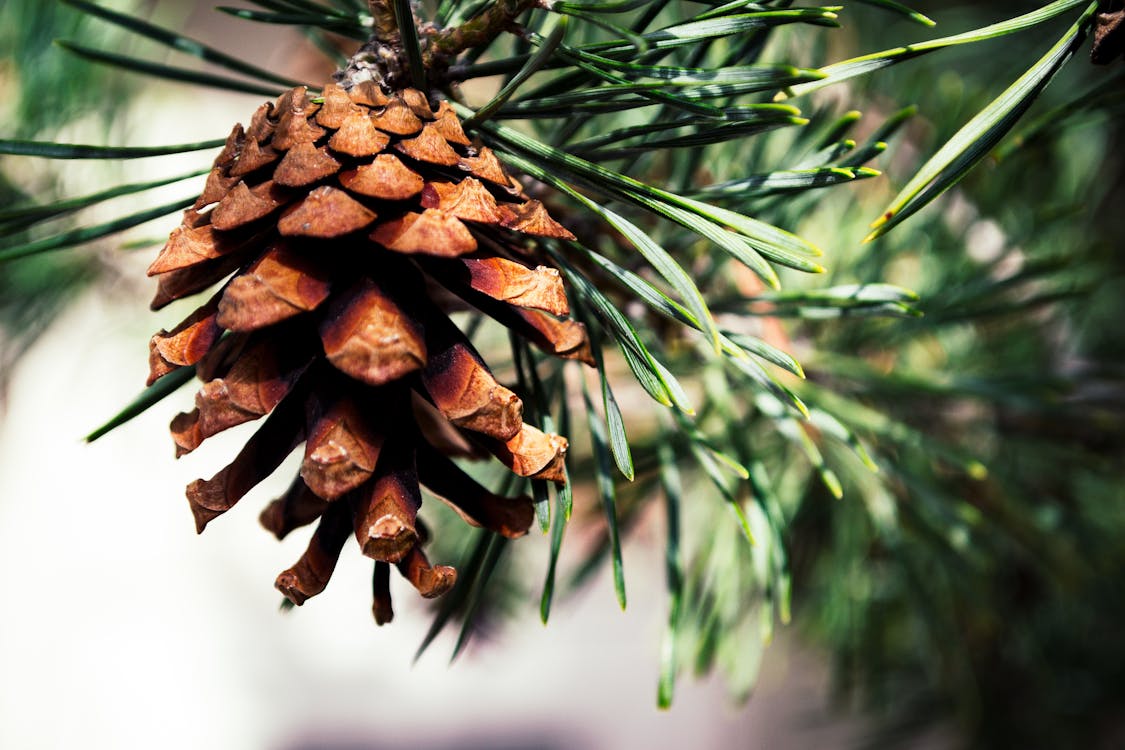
<box><xmin>425</xmin><ymin>0</ymin><xmax>541</xmax><ymax>69</ymax></box>
<box><xmin>367</xmin><ymin>1</ymin><xmax>400</xmax><ymax>42</ymax></box>
<box><xmin>5</xmin><ymin>3</ymin><xmax>1124</xmax><ymax>741</ymax></box>
<box><xmin>347</xmin><ymin>1</ymin><xmax>540</xmax><ymax>90</ymax></box>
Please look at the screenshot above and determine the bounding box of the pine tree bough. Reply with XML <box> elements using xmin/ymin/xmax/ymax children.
<box><xmin>148</xmin><ymin>80</ymin><xmax>580</xmax><ymax>622</ymax></box>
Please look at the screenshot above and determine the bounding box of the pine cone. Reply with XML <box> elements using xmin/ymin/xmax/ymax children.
<box><xmin>146</xmin><ymin>83</ymin><xmax>587</xmax><ymax>622</ymax></box>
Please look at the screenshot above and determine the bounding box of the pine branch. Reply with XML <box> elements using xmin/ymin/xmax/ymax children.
<box><xmin>3</xmin><ymin>3</ymin><xmax>1124</xmax><ymax>741</ymax></box>
<box><xmin>425</xmin><ymin>0</ymin><xmax>540</xmax><ymax>67</ymax></box>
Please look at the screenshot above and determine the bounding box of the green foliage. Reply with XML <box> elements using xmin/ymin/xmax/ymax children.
<box><xmin>3</xmin><ymin>1</ymin><xmax>1124</xmax><ymax>746</ymax></box>
<box><xmin>0</xmin><ymin>0</ymin><xmax>137</xmax><ymax>373</ymax></box>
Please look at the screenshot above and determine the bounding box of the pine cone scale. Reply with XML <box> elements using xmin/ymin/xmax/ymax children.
<box><xmin>339</xmin><ymin>154</ymin><xmax>424</xmax><ymax>200</ymax></box>
<box><xmin>260</xmin><ymin>478</ymin><xmax>328</xmax><ymax>541</ymax></box>
<box><xmin>275</xmin><ymin>499</ymin><xmax>352</xmax><ymax>606</ymax></box>
<box><xmin>318</xmin><ymin>278</ymin><xmax>428</xmax><ymax>386</ymax></box>
<box><xmin>352</xmin><ymin>452</ymin><xmax>422</xmax><ymax>563</ymax></box>
<box><xmin>215</xmin><ymin>243</ymin><xmax>332</xmax><ymax>331</ymax></box>
<box><xmin>301</xmin><ymin>394</ymin><xmax>385</xmax><ymax>500</ymax></box>
<box><xmin>274</xmin><ymin>143</ymin><xmax>343</xmax><ymax>187</ymax></box>
<box><xmin>277</xmin><ymin>186</ymin><xmax>377</xmax><ymax>237</ymax></box>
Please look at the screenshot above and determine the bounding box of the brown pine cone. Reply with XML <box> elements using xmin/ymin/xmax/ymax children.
<box><xmin>145</xmin><ymin>83</ymin><xmax>588</xmax><ymax>623</ymax></box>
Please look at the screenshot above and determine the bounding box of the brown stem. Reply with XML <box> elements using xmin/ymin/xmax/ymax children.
<box><xmin>344</xmin><ymin>0</ymin><xmax>539</xmax><ymax>90</ymax></box>
<box><xmin>334</xmin><ymin>1</ymin><xmax>404</xmax><ymax>89</ymax></box>
<box><xmin>367</xmin><ymin>0</ymin><xmax>400</xmax><ymax>43</ymax></box>
<box><xmin>425</xmin><ymin>0</ymin><xmax>540</xmax><ymax>69</ymax></box>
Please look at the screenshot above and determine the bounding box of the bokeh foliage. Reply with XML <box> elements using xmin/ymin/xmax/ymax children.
<box><xmin>784</xmin><ymin>3</ymin><xmax>1125</xmax><ymax>745</ymax></box>
<box><xmin>0</xmin><ymin>0</ymin><xmax>133</xmax><ymax>371</ymax></box>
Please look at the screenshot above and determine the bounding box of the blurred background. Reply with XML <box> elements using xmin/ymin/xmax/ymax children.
<box><xmin>1</xmin><ymin>1</ymin><xmax>1123</xmax><ymax>748</ymax></box>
